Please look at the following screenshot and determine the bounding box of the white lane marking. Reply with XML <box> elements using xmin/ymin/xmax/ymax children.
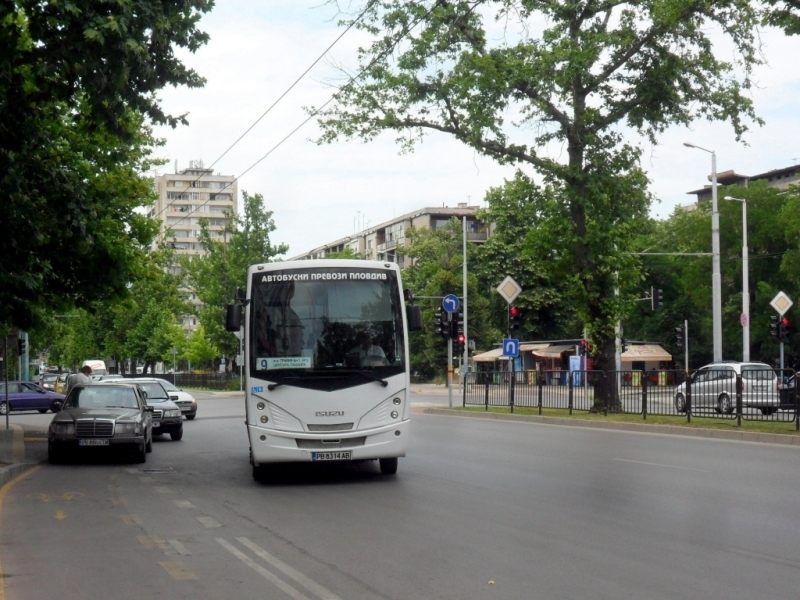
<box><xmin>168</xmin><ymin>539</ymin><xmax>192</xmax><ymax>555</ymax></box>
<box><xmin>174</xmin><ymin>500</ymin><xmax>196</xmax><ymax>509</ymax></box>
<box><xmin>196</xmin><ymin>516</ymin><xmax>222</xmax><ymax>528</ymax></box>
<box><xmin>613</xmin><ymin>458</ymin><xmax>710</xmax><ymax>473</ymax></box>
<box><xmin>238</xmin><ymin>537</ymin><xmax>342</xmax><ymax>600</ymax></box>
<box><xmin>217</xmin><ymin>538</ymin><xmax>312</xmax><ymax>600</ymax></box>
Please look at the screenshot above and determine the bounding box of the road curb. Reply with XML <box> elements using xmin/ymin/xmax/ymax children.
<box><xmin>420</xmin><ymin>408</ymin><xmax>800</xmax><ymax>446</ymax></box>
<box><xmin>0</xmin><ymin>462</ymin><xmax>40</xmax><ymax>488</ymax></box>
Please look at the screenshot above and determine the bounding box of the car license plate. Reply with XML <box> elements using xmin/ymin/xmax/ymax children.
<box><xmin>152</xmin><ymin>420</ymin><xmax>160</xmax><ymax>428</ymax></box>
<box><xmin>180</xmin><ymin>406</ymin><xmax>190</xmax><ymax>411</ymax></box>
<box><xmin>78</xmin><ymin>439</ymin><xmax>109</xmax><ymax>446</ymax></box>
<box><xmin>311</xmin><ymin>451</ymin><xmax>352</xmax><ymax>461</ymax></box>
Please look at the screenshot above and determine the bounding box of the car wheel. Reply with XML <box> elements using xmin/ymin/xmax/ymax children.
<box><xmin>186</xmin><ymin>414</ymin><xmax>196</xmax><ymax>421</ymax></box>
<box><xmin>132</xmin><ymin>441</ymin><xmax>147</xmax><ymax>464</ymax></box>
<box><xmin>146</xmin><ymin>433</ymin><xmax>153</xmax><ymax>453</ymax></box>
<box><xmin>0</xmin><ymin>402</ymin><xmax>8</xmax><ymax>416</ymax></box>
<box><xmin>760</xmin><ymin>407</ymin><xmax>776</xmax><ymax>416</ymax></box>
<box><xmin>38</xmin><ymin>409</ymin><xmax>48</xmax><ymax>414</ymax></box>
<box><xmin>674</xmin><ymin>393</ymin><xmax>687</xmax><ymax>413</ymax></box>
<box><xmin>379</xmin><ymin>457</ymin><xmax>398</xmax><ymax>475</ymax></box>
<box><xmin>170</xmin><ymin>428</ymin><xmax>183</xmax><ymax>441</ymax></box>
<box><xmin>717</xmin><ymin>394</ymin><xmax>733</xmax><ymax>414</ymax></box>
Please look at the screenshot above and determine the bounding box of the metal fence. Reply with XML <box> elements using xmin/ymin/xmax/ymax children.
<box><xmin>121</xmin><ymin>372</ymin><xmax>235</xmax><ymax>391</ymax></box>
<box><xmin>463</xmin><ymin>368</ymin><xmax>799</xmax><ymax>429</ymax></box>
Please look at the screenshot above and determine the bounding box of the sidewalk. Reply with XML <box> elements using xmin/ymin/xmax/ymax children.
<box><xmin>0</xmin><ymin>425</ymin><xmax>45</xmax><ymax>487</ymax></box>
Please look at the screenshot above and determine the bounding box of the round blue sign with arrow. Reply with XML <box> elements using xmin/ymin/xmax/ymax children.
<box><xmin>442</xmin><ymin>294</ymin><xmax>460</xmax><ymax>313</ymax></box>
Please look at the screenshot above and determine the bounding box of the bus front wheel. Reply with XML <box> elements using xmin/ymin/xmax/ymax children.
<box><xmin>379</xmin><ymin>458</ymin><xmax>398</xmax><ymax>475</ymax></box>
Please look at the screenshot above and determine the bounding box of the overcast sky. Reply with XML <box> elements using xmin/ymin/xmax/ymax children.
<box><xmin>152</xmin><ymin>1</ymin><xmax>800</xmax><ymax>258</ymax></box>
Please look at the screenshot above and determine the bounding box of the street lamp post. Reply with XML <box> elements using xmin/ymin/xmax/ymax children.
<box><xmin>684</xmin><ymin>142</ymin><xmax>723</xmax><ymax>362</ymax></box>
<box><xmin>725</xmin><ymin>196</ymin><xmax>749</xmax><ymax>361</ymax></box>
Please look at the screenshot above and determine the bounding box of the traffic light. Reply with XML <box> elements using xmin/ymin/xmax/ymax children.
<box><xmin>434</xmin><ymin>307</ymin><xmax>449</xmax><ymax>339</ymax></box>
<box><xmin>651</xmin><ymin>287</ymin><xmax>663</xmax><ymax>310</ymax></box>
<box><xmin>780</xmin><ymin>317</ymin><xmax>791</xmax><ymax>342</ymax></box>
<box><xmin>453</xmin><ymin>333</ymin><xmax>466</xmax><ymax>354</ymax></box>
<box><xmin>451</xmin><ymin>308</ymin><xmax>464</xmax><ymax>340</ymax></box>
<box><xmin>674</xmin><ymin>326</ymin><xmax>685</xmax><ymax>348</ymax></box>
<box><xmin>770</xmin><ymin>315</ymin><xmax>780</xmax><ymax>339</ymax></box>
<box><xmin>508</xmin><ymin>305</ymin><xmax>521</xmax><ymax>333</ymax></box>
<box><xmin>17</xmin><ymin>338</ymin><xmax>26</xmax><ymax>355</ymax></box>
<box><xmin>621</xmin><ymin>337</ymin><xmax>629</xmax><ymax>352</ymax></box>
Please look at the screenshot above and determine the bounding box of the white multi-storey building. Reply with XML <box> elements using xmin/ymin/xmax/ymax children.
<box><xmin>150</xmin><ymin>161</ymin><xmax>238</xmax><ymax>332</ymax></box>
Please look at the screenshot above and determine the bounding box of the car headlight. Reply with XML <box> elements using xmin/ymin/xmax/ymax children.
<box><xmin>49</xmin><ymin>423</ymin><xmax>75</xmax><ymax>435</ymax></box>
<box><xmin>164</xmin><ymin>409</ymin><xmax>181</xmax><ymax>418</ymax></box>
<box><xmin>115</xmin><ymin>422</ymin><xmax>135</xmax><ymax>434</ymax></box>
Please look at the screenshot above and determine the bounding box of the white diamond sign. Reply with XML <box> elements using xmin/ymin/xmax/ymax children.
<box><xmin>770</xmin><ymin>291</ymin><xmax>793</xmax><ymax>316</ymax></box>
<box><xmin>496</xmin><ymin>276</ymin><xmax>522</xmax><ymax>304</ymax></box>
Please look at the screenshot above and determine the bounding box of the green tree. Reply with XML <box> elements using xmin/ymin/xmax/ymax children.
<box><xmin>326</xmin><ymin>248</ymin><xmax>363</xmax><ymax>259</ymax></box>
<box><xmin>1</xmin><ymin>0</ymin><xmax>212</xmax><ymax>329</ymax></box>
<box><xmin>182</xmin><ymin>191</ymin><xmax>288</xmax><ymax>371</ymax></box>
<box><xmin>314</xmin><ymin>0</ymin><xmax>764</xmax><ymax>376</ymax></box>
<box><xmin>399</xmin><ymin>219</ymin><xmax>499</xmax><ymax>380</ymax></box>
<box><xmin>184</xmin><ymin>324</ymin><xmax>219</xmax><ymax>371</ymax></box>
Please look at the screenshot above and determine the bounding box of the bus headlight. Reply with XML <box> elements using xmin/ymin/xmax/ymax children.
<box><xmin>260</xmin><ymin>415</ymin><xmax>268</xmax><ymax>423</ymax></box>
<box><xmin>257</xmin><ymin>402</ymin><xmax>265</xmax><ymax>410</ymax></box>
<box><xmin>392</xmin><ymin>397</ymin><xmax>401</xmax><ymax>405</ymax></box>
<box><xmin>391</xmin><ymin>411</ymin><xmax>399</xmax><ymax>419</ymax></box>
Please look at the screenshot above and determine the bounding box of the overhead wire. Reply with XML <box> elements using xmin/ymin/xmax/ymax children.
<box><xmin>152</xmin><ymin>0</ymin><xmax>378</xmax><ymax>222</ymax></box>
<box><xmin>164</xmin><ymin>0</ymin><xmax>440</xmax><ymax>234</ymax></box>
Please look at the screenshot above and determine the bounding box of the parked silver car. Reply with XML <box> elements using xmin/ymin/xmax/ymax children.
<box><xmin>48</xmin><ymin>383</ymin><xmax>154</xmax><ymax>463</ymax></box>
<box><xmin>674</xmin><ymin>361</ymin><xmax>779</xmax><ymax>415</ymax></box>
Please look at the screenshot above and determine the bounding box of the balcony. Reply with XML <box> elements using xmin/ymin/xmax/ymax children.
<box><xmin>466</xmin><ymin>232</ymin><xmax>488</xmax><ymax>242</ymax></box>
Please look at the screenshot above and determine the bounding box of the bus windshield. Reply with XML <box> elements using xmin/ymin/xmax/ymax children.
<box><xmin>250</xmin><ymin>267</ymin><xmax>405</xmax><ymax>383</ymax></box>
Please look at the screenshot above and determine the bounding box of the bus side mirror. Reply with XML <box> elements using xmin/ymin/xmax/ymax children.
<box><xmin>406</xmin><ymin>305</ymin><xmax>422</xmax><ymax>332</ymax></box>
<box><xmin>226</xmin><ymin>304</ymin><xmax>242</xmax><ymax>332</ymax></box>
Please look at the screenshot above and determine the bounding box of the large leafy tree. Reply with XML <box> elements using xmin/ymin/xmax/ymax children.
<box><xmin>314</xmin><ymin>0</ymin><xmax>764</xmax><ymax>374</ymax></box>
<box><xmin>1</xmin><ymin>0</ymin><xmax>213</xmax><ymax>329</ymax></box>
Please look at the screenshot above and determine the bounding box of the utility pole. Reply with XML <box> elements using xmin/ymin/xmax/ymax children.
<box><xmin>462</xmin><ymin>216</ymin><xmax>468</xmax><ymax>383</ymax></box>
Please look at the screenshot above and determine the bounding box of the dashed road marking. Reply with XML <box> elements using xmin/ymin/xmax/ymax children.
<box><xmin>120</xmin><ymin>514</ymin><xmax>143</xmax><ymax>525</ymax></box>
<box><xmin>160</xmin><ymin>561</ymin><xmax>197</xmax><ymax>580</ymax></box>
<box><xmin>168</xmin><ymin>539</ymin><xmax>192</xmax><ymax>556</ymax></box>
<box><xmin>138</xmin><ymin>535</ymin><xmax>169</xmax><ymax>550</ymax></box>
<box><xmin>196</xmin><ymin>516</ymin><xmax>221</xmax><ymax>528</ymax></box>
<box><xmin>174</xmin><ymin>500</ymin><xmax>196</xmax><ymax>509</ymax></box>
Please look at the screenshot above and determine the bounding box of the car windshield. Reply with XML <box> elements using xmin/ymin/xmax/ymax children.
<box><xmin>159</xmin><ymin>381</ymin><xmax>179</xmax><ymax>392</ymax></box>
<box><xmin>137</xmin><ymin>382</ymin><xmax>169</xmax><ymax>401</ymax></box>
<box><xmin>64</xmin><ymin>386</ymin><xmax>139</xmax><ymax>409</ymax></box>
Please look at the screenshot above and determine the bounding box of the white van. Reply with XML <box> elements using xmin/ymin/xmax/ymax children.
<box><xmin>82</xmin><ymin>359</ymin><xmax>108</xmax><ymax>375</ymax></box>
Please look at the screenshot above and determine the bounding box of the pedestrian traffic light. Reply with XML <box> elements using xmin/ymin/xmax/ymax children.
<box><xmin>780</xmin><ymin>317</ymin><xmax>791</xmax><ymax>342</ymax></box>
<box><xmin>508</xmin><ymin>305</ymin><xmax>521</xmax><ymax>333</ymax></box>
<box><xmin>17</xmin><ymin>338</ymin><xmax>26</xmax><ymax>355</ymax></box>
<box><xmin>651</xmin><ymin>287</ymin><xmax>664</xmax><ymax>310</ymax></box>
<box><xmin>770</xmin><ymin>315</ymin><xmax>780</xmax><ymax>339</ymax></box>
<box><xmin>674</xmin><ymin>326</ymin><xmax>685</xmax><ymax>348</ymax></box>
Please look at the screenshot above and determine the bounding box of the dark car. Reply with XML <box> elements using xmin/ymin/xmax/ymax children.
<box><xmin>48</xmin><ymin>384</ymin><xmax>153</xmax><ymax>464</ymax></box>
<box><xmin>779</xmin><ymin>374</ymin><xmax>797</xmax><ymax>408</ymax></box>
<box><xmin>0</xmin><ymin>381</ymin><xmax>65</xmax><ymax>415</ymax></box>
<box><xmin>102</xmin><ymin>380</ymin><xmax>183</xmax><ymax>440</ymax></box>
<box><xmin>132</xmin><ymin>377</ymin><xmax>197</xmax><ymax>420</ymax></box>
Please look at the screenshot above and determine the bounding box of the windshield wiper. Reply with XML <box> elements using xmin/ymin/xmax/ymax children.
<box><xmin>344</xmin><ymin>370</ymin><xmax>388</xmax><ymax>387</ymax></box>
<box><xmin>267</xmin><ymin>376</ymin><xmax>302</xmax><ymax>391</ymax></box>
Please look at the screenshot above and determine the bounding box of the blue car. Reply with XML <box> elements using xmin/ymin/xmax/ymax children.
<box><xmin>0</xmin><ymin>381</ymin><xmax>65</xmax><ymax>415</ymax></box>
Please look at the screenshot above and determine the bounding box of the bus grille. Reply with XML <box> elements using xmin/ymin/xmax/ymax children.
<box><xmin>76</xmin><ymin>419</ymin><xmax>114</xmax><ymax>437</ymax></box>
<box><xmin>307</xmin><ymin>423</ymin><xmax>354</xmax><ymax>432</ymax></box>
<box><xmin>295</xmin><ymin>437</ymin><xmax>366</xmax><ymax>449</ymax></box>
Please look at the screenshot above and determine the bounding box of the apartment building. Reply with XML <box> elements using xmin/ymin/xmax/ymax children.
<box><xmin>150</xmin><ymin>161</ymin><xmax>238</xmax><ymax>331</ymax></box>
<box><xmin>289</xmin><ymin>204</ymin><xmax>489</xmax><ymax>267</ymax></box>
<box><xmin>687</xmin><ymin>163</ymin><xmax>800</xmax><ymax>201</ymax></box>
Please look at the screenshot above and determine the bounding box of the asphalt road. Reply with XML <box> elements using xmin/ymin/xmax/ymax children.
<box><xmin>1</xmin><ymin>391</ymin><xmax>800</xmax><ymax>599</ymax></box>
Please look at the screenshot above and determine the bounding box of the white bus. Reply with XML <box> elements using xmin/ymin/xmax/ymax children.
<box><xmin>226</xmin><ymin>260</ymin><xmax>422</xmax><ymax>480</ymax></box>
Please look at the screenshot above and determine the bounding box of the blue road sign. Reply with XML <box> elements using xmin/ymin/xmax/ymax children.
<box><xmin>502</xmin><ymin>338</ymin><xmax>520</xmax><ymax>358</ymax></box>
<box><xmin>443</xmin><ymin>294</ymin><xmax>460</xmax><ymax>313</ymax></box>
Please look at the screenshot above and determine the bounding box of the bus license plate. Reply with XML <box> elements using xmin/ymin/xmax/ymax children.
<box><xmin>78</xmin><ymin>439</ymin><xmax>109</xmax><ymax>446</ymax></box>
<box><xmin>311</xmin><ymin>451</ymin><xmax>351</xmax><ymax>461</ymax></box>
